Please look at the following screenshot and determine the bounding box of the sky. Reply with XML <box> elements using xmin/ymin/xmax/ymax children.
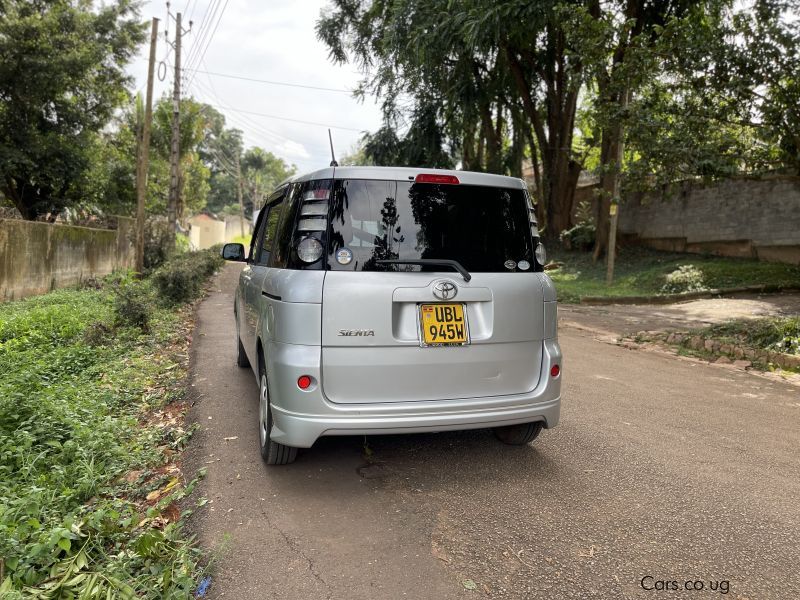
<box><xmin>127</xmin><ymin>0</ymin><xmax>383</xmax><ymax>173</ymax></box>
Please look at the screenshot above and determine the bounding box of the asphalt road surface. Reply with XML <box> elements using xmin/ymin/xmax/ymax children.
<box><xmin>186</xmin><ymin>264</ymin><xmax>799</xmax><ymax>599</ymax></box>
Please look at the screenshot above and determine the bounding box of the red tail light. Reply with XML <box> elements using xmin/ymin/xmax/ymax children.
<box><xmin>414</xmin><ymin>173</ymin><xmax>460</xmax><ymax>185</ymax></box>
<box><xmin>297</xmin><ymin>375</ymin><xmax>312</xmax><ymax>390</ymax></box>
<box><xmin>550</xmin><ymin>364</ymin><xmax>560</xmax><ymax>378</ymax></box>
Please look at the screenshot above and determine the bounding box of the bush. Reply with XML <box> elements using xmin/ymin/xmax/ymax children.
<box><xmin>152</xmin><ymin>249</ymin><xmax>224</xmax><ymax>305</ymax></box>
<box><xmin>559</xmin><ymin>200</ymin><xmax>596</xmax><ymax>251</ymax></box>
<box><xmin>113</xmin><ymin>278</ymin><xmax>153</xmax><ymax>331</ymax></box>
<box><xmin>661</xmin><ymin>264</ymin><xmax>707</xmax><ymax>293</ymax></box>
<box><xmin>0</xmin><ymin>286</ymin><xmax>202</xmax><ymax>597</ymax></box>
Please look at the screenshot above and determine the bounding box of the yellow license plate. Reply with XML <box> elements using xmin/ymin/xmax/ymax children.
<box><xmin>419</xmin><ymin>303</ymin><xmax>469</xmax><ymax>346</ymax></box>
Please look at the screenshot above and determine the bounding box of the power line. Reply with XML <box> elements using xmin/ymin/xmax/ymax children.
<box><xmin>189</xmin><ymin>72</ymin><xmax>300</xmax><ymax>147</ymax></box>
<box><xmin>201</xmin><ymin>102</ymin><xmax>364</xmax><ymax>132</ymax></box>
<box><xmin>181</xmin><ymin>67</ymin><xmax>353</xmax><ymax>93</ymax></box>
<box><xmin>186</xmin><ymin>73</ymin><xmax>362</xmax><ymax>134</ymax></box>
<box><xmin>185</xmin><ymin>0</ymin><xmax>229</xmax><ymax>89</ymax></box>
<box><xmin>183</xmin><ymin>0</ymin><xmax>220</xmax><ymax>74</ymax></box>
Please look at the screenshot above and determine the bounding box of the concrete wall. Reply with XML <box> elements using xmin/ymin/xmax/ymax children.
<box><xmin>224</xmin><ymin>215</ymin><xmax>250</xmax><ymax>241</ymax></box>
<box><xmin>618</xmin><ymin>177</ymin><xmax>800</xmax><ymax>264</ymax></box>
<box><xmin>0</xmin><ymin>218</ymin><xmax>135</xmax><ymax>301</ymax></box>
<box><xmin>188</xmin><ymin>216</ymin><xmax>226</xmax><ymax>250</ymax></box>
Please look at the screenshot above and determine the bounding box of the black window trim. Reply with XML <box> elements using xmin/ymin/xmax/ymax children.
<box><xmin>254</xmin><ymin>185</ymin><xmax>289</xmax><ymax>266</ymax></box>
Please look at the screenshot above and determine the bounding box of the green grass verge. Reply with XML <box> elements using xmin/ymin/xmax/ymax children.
<box><xmin>0</xmin><ymin>250</ymin><xmax>222</xmax><ymax>598</ymax></box>
<box><xmin>697</xmin><ymin>317</ymin><xmax>800</xmax><ymax>355</ymax></box>
<box><xmin>231</xmin><ymin>234</ymin><xmax>251</xmax><ymax>247</ymax></box>
<box><xmin>548</xmin><ymin>247</ymin><xmax>800</xmax><ymax>303</ymax></box>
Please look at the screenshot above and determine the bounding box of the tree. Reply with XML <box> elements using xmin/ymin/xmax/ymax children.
<box><xmin>242</xmin><ymin>147</ymin><xmax>296</xmax><ymax>215</ymax></box>
<box><xmin>0</xmin><ymin>0</ymin><xmax>144</xmax><ymax>220</ymax></box>
<box><xmin>317</xmin><ymin>0</ymin><xmax>586</xmax><ymax>236</ymax></box>
<box><xmin>561</xmin><ymin>0</ymin><xmax>696</xmax><ymax>259</ymax></box>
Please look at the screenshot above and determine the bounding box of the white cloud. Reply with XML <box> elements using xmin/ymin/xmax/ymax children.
<box><xmin>128</xmin><ymin>0</ymin><xmax>382</xmax><ymax>174</ymax></box>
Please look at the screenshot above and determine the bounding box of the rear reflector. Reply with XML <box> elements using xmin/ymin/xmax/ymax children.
<box><xmin>297</xmin><ymin>375</ymin><xmax>312</xmax><ymax>390</ymax></box>
<box><xmin>415</xmin><ymin>173</ymin><xmax>460</xmax><ymax>185</ymax></box>
<box><xmin>550</xmin><ymin>364</ymin><xmax>560</xmax><ymax>378</ymax></box>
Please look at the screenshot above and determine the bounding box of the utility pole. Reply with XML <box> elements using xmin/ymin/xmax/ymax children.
<box><xmin>606</xmin><ymin>88</ymin><xmax>629</xmax><ymax>286</ymax></box>
<box><xmin>235</xmin><ymin>153</ymin><xmax>246</xmax><ymax>238</ymax></box>
<box><xmin>135</xmin><ymin>17</ymin><xmax>159</xmax><ymax>273</ymax></box>
<box><xmin>167</xmin><ymin>11</ymin><xmax>182</xmax><ymax>252</ymax></box>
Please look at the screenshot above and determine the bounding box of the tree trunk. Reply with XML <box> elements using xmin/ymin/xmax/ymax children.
<box><xmin>461</xmin><ymin>120</ymin><xmax>477</xmax><ymax>170</ymax></box>
<box><xmin>525</xmin><ymin>129</ymin><xmax>545</xmax><ymax>225</ymax></box>
<box><xmin>480</xmin><ymin>101</ymin><xmax>503</xmax><ymax>174</ymax></box>
<box><xmin>593</xmin><ymin>88</ymin><xmax>629</xmax><ymax>261</ymax></box>
<box><xmin>509</xmin><ymin>107</ymin><xmax>525</xmax><ymax>178</ymax></box>
<box><xmin>505</xmin><ymin>44</ymin><xmax>581</xmax><ymax>238</ymax></box>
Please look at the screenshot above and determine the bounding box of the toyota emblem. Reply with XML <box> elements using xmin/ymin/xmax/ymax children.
<box><xmin>432</xmin><ymin>280</ymin><xmax>458</xmax><ymax>300</ymax></box>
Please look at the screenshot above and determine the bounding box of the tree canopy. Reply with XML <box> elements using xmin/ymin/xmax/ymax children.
<box><xmin>317</xmin><ymin>0</ymin><xmax>800</xmax><ymax>243</ymax></box>
<box><xmin>0</xmin><ymin>0</ymin><xmax>144</xmax><ymax>220</ymax></box>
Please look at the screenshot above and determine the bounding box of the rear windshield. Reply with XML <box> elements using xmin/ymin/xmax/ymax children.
<box><xmin>327</xmin><ymin>179</ymin><xmax>534</xmax><ymax>273</ymax></box>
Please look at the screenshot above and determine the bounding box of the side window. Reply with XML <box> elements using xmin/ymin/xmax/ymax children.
<box><xmin>270</xmin><ymin>183</ymin><xmax>303</xmax><ymax>268</ymax></box>
<box><xmin>248</xmin><ymin>210</ymin><xmax>267</xmax><ymax>262</ymax></box>
<box><xmin>255</xmin><ymin>197</ymin><xmax>285</xmax><ymax>266</ymax></box>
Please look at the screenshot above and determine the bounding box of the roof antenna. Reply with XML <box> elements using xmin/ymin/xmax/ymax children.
<box><xmin>328</xmin><ymin>129</ymin><xmax>339</xmax><ymax>167</ymax></box>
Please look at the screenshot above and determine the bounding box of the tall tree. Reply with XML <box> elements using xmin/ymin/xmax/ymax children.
<box><xmin>242</xmin><ymin>147</ymin><xmax>296</xmax><ymax>215</ymax></box>
<box><xmin>317</xmin><ymin>0</ymin><xmax>586</xmax><ymax>236</ymax></box>
<box><xmin>0</xmin><ymin>0</ymin><xmax>144</xmax><ymax>220</ymax></box>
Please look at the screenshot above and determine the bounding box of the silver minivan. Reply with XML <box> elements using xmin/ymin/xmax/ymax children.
<box><xmin>221</xmin><ymin>166</ymin><xmax>561</xmax><ymax>465</ymax></box>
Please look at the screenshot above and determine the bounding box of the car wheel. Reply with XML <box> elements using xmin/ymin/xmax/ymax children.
<box><xmin>235</xmin><ymin>315</ymin><xmax>250</xmax><ymax>368</ymax></box>
<box><xmin>493</xmin><ymin>421</ymin><xmax>544</xmax><ymax>445</ymax></box>
<box><xmin>258</xmin><ymin>363</ymin><xmax>298</xmax><ymax>465</ymax></box>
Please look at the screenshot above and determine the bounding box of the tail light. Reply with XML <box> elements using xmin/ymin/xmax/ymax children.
<box><xmin>415</xmin><ymin>174</ymin><xmax>460</xmax><ymax>185</ymax></box>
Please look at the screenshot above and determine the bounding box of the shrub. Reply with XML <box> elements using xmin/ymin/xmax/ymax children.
<box><xmin>152</xmin><ymin>249</ymin><xmax>224</xmax><ymax>305</ymax></box>
<box><xmin>559</xmin><ymin>200</ymin><xmax>596</xmax><ymax>251</ymax></box>
<box><xmin>662</xmin><ymin>264</ymin><xmax>707</xmax><ymax>293</ymax></box>
<box><xmin>113</xmin><ymin>279</ymin><xmax>153</xmax><ymax>331</ymax></box>
<box><xmin>143</xmin><ymin>218</ymin><xmax>173</xmax><ymax>271</ymax></box>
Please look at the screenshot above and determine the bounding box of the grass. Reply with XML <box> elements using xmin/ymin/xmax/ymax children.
<box><xmin>0</xmin><ymin>249</ymin><xmax>222</xmax><ymax>598</ymax></box>
<box><xmin>548</xmin><ymin>247</ymin><xmax>800</xmax><ymax>303</ymax></box>
<box><xmin>231</xmin><ymin>234</ymin><xmax>251</xmax><ymax>247</ymax></box>
<box><xmin>698</xmin><ymin>317</ymin><xmax>800</xmax><ymax>355</ymax></box>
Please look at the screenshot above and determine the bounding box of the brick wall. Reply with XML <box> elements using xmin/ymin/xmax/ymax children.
<box><xmin>617</xmin><ymin>177</ymin><xmax>800</xmax><ymax>264</ymax></box>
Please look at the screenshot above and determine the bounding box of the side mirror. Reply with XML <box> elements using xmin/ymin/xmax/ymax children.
<box><xmin>221</xmin><ymin>243</ymin><xmax>246</xmax><ymax>262</ymax></box>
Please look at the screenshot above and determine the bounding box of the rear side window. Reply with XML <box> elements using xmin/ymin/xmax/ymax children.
<box><xmin>255</xmin><ymin>197</ymin><xmax>285</xmax><ymax>265</ymax></box>
<box><xmin>270</xmin><ymin>183</ymin><xmax>301</xmax><ymax>268</ymax></box>
<box><xmin>327</xmin><ymin>179</ymin><xmax>534</xmax><ymax>272</ymax></box>
<box><xmin>271</xmin><ymin>179</ymin><xmax>332</xmax><ymax>270</ymax></box>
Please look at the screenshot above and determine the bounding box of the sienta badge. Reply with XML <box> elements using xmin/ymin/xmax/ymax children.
<box><xmin>504</xmin><ymin>259</ymin><xmax>517</xmax><ymax>270</ymax></box>
<box><xmin>517</xmin><ymin>260</ymin><xmax>531</xmax><ymax>271</ymax></box>
<box><xmin>336</xmin><ymin>247</ymin><xmax>353</xmax><ymax>265</ymax></box>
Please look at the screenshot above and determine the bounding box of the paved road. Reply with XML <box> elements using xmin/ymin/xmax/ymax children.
<box><xmin>560</xmin><ymin>293</ymin><xmax>800</xmax><ymax>340</ymax></box>
<box><xmin>186</xmin><ymin>265</ymin><xmax>799</xmax><ymax>599</ymax></box>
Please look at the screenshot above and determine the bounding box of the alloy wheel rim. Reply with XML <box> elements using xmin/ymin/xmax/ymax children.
<box><xmin>259</xmin><ymin>374</ymin><xmax>268</xmax><ymax>446</ymax></box>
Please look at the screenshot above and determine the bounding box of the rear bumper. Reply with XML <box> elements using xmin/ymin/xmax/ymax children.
<box><xmin>266</xmin><ymin>339</ymin><xmax>562</xmax><ymax>448</ymax></box>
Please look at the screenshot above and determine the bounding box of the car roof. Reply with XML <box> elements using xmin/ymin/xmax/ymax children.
<box><xmin>279</xmin><ymin>166</ymin><xmax>526</xmax><ymax>190</ymax></box>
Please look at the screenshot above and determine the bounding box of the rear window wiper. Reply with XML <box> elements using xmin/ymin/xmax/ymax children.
<box><xmin>375</xmin><ymin>259</ymin><xmax>472</xmax><ymax>282</ymax></box>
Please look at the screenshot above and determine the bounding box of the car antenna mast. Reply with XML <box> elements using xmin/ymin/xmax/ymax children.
<box><xmin>328</xmin><ymin>129</ymin><xmax>339</xmax><ymax>167</ymax></box>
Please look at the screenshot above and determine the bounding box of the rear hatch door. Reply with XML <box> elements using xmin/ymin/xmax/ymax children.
<box><xmin>320</xmin><ymin>176</ymin><xmax>544</xmax><ymax>404</ymax></box>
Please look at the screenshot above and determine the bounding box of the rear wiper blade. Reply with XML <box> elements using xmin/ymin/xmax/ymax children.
<box><xmin>375</xmin><ymin>259</ymin><xmax>472</xmax><ymax>282</ymax></box>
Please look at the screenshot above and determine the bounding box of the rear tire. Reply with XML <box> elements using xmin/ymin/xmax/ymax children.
<box><xmin>258</xmin><ymin>362</ymin><xmax>298</xmax><ymax>465</ymax></box>
<box><xmin>493</xmin><ymin>421</ymin><xmax>544</xmax><ymax>445</ymax></box>
<box><xmin>235</xmin><ymin>313</ymin><xmax>250</xmax><ymax>368</ymax></box>
<box><xmin>236</xmin><ymin>336</ymin><xmax>250</xmax><ymax>368</ymax></box>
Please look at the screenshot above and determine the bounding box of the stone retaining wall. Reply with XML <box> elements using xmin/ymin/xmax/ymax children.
<box><xmin>617</xmin><ymin>177</ymin><xmax>800</xmax><ymax>264</ymax></box>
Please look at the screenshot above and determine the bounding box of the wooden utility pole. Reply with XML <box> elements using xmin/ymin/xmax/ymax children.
<box><xmin>135</xmin><ymin>17</ymin><xmax>159</xmax><ymax>273</ymax></box>
<box><xmin>167</xmin><ymin>11</ymin><xmax>182</xmax><ymax>251</ymax></box>
<box><xmin>235</xmin><ymin>153</ymin><xmax>246</xmax><ymax>237</ymax></box>
<box><xmin>606</xmin><ymin>88</ymin><xmax>629</xmax><ymax>286</ymax></box>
